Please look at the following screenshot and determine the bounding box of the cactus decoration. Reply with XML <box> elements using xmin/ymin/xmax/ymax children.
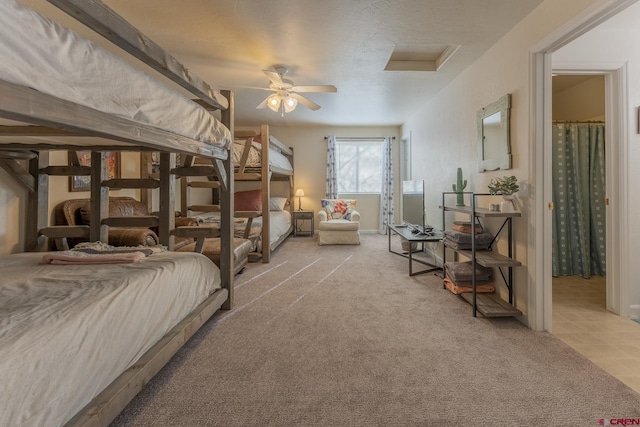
<box><xmin>452</xmin><ymin>167</ymin><xmax>467</xmax><ymax>206</ymax></box>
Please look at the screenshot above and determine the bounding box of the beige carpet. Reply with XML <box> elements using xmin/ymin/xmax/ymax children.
<box><xmin>111</xmin><ymin>234</ymin><xmax>640</xmax><ymax>426</ymax></box>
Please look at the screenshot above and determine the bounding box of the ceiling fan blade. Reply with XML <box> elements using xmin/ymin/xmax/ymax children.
<box><xmin>240</xmin><ymin>86</ymin><xmax>273</xmax><ymax>91</ymax></box>
<box><xmin>256</xmin><ymin>95</ymin><xmax>271</xmax><ymax>109</ymax></box>
<box><xmin>290</xmin><ymin>92</ymin><xmax>320</xmax><ymax>111</ymax></box>
<box><xmin>291</xmin><ymin>85</ymin><xmax>337</xmax><ymax>93</ymax></box>
<box><xmin>263</xmin><ymin>70</ymin><xmax>283</xmax><ymax>85</ymax></box>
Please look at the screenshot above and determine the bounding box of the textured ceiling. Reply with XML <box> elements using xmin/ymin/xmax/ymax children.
<box><xmin>24</xmin><ymin>0</ymin><xmax>544</xmax><ymax>127</ymax></box>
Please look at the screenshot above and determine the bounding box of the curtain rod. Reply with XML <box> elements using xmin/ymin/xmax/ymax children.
<box><xmin>552</xmin><ymin>120</ymin><xmax>605</xmax><ymax>124</ymax></box>
<box><xmin>324</xmin><ymin>136</ymin><xmax>395</xmax><ymax>140</ymax></box>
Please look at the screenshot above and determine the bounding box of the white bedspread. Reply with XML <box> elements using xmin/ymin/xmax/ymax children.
<box><xmin>0</xmin><ymin>0</ymin><xmax>231</xmax><ymax>150</ymax></box>
<box><xmin>0</xmin><ymin>251</ymin><xmax>222</xmax><ymax>427</ymax></box>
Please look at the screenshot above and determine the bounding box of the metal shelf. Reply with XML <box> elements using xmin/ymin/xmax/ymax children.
<box><xmin>441</xmin><ymin>191</ymin><xmax>522</xmax><ymax>318</ymax></box>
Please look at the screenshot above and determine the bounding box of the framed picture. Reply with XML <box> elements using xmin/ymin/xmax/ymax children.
<box><xmin>69</xmin><ymin>151</ymin><xmax>121</xmax><ymax>192</ymax></box>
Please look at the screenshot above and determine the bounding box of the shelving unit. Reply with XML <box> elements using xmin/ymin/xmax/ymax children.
<box><xmin>441</xmin><ymin>192</ymin><xmax>522</xmax><ymax>317</ymax></box>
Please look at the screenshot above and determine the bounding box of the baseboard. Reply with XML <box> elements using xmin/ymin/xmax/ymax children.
<box><xmin>628</xmin><ymin>305</ymin><xmax>640</xmax><ymax>318</ymax></box>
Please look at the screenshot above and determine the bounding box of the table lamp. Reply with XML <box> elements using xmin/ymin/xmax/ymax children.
<box><xmin>295</xmin><ymin>188</ymin><xmax>304</xmax><ymax>211</ymax></box>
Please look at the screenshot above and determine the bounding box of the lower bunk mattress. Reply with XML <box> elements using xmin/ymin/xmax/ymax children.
<box><xmin>200</xmin><ymin>210</ymin><xmax>292</xmax><ymax>252</ymax></box>
<box><xmin>0</xmin><ymin>251</ymin><xmax>223</xmax><ymax>427</ymax></box>
<box><xmin>247</xmin><ymin>210</ymin><xmax>292</xmax><ymax>251</ymax></box>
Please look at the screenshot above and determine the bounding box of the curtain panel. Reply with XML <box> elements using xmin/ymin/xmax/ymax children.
<box><xmin>378</xmin><ymin>136</ymin><xmax>394</xmax><ymax>234</ymax></box>
<box><xmin>325</xmin><ymin>135</ymin><xmax>338</xmax><ymax>199</ymax></box>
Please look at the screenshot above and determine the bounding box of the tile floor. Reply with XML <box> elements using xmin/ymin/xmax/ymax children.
<box><xmin>552</xmin><ymin>275</ymin><xmax>640</xmax><ymax>393</ymax></box>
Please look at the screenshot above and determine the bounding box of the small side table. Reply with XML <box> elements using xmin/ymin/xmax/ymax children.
<box><xmin>293</xmin><ymin>210</ymin><xmax>314</xmax><ymax>237</ymax></box>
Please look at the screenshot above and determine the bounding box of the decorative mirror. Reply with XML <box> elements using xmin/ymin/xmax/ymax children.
<box><xmin>477</xmin><ymin>93</ymin><xmax>511</xmax><ymax>172</ymax></box>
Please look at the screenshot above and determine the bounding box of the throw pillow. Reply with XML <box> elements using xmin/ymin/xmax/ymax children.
<box><xmin>269</xmin><ymin>197</ymin><xmax>288</xmax><ymax>211</ymax></box>
<box><xmin>235</xmin><ymin>189</ymin><xmax>262</xmax><ymax>211</ymax></box>
<box><xmin>321</xmin><ymin>199</ymin><xmax>357</xmax><ymax>220</ymax></box>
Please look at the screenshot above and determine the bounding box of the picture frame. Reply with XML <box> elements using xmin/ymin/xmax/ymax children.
<box><xmin>69</xmin><ymin>151</ymin><xmax>121</xmax><ymax>192</ymax></box>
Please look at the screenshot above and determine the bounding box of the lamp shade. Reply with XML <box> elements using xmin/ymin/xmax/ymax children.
<box><xmin>295</xmin><ymin>188</ymin><xmax>305</xmax><ymax>197</ymax></box>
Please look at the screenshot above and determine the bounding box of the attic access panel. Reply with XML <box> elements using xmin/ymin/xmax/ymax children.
<box><xmin>385</xmin><ymin>44</ymin><xmax>460</xmax><ymax>71</ymax></box>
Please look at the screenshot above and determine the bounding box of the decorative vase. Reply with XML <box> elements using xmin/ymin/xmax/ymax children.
<box><xmin>500</xmin><ymin>195</ymin><xmax>516</xmax><ymax>213</ymax></box>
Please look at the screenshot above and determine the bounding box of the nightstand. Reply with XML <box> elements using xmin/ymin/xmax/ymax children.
<box><xmin>293</xmin><ymin>210</ymin><xmax>314</xmax><ymax>237</ymax></box>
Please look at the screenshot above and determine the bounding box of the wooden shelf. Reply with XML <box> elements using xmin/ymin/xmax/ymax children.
<box><xmin>459</xmin><ymin>293</ymin><xmax>522</xmax><ymax>317</ymax></box>
<box><xmin>440</xmin><ymin>205</ymin><xmax>521</xmax><ymax>218</ymax></box>
<box><xmin>444</xmin><ymin>245</ymin><xmax>522</xmax><ymax>268</ymax></box>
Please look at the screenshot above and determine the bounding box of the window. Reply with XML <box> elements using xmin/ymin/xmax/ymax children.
<box><xmin>336</xmin><ymin>138</ymin><xmax>384</xmax><ymax>193</ymax></box>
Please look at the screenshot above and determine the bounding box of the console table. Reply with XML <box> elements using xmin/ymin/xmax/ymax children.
<box><xmin>388</xmin><ymin>224</ymin><xmax>443</xmax><ymax>276</ymax></box>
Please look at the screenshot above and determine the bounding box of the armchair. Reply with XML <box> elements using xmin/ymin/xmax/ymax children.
<box><xmin>317</xmin><ymin>199</ymin><xmax>361</xmax><ymax>245</ymax></box>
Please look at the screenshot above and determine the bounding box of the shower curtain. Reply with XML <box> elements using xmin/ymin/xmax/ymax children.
<box><xmin>551</xmin><ymin>123</ymin><xmax>606</xmax><ymax>278</ymax></box>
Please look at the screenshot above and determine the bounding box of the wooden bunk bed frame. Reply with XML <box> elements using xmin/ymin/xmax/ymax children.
<box><xmin>235</xmin><ymin>124</ymin><xmax>294</xmax><ymax>263</ymax></box>
<box><xmin>180</xmin><ymin>124</ymin><xmax>294</xmax><ymax>263</ymax></box>
<box><xmin>0</xmin><ymin>0</ymin><xmax>235</xmax><ymax>425</ymax></box>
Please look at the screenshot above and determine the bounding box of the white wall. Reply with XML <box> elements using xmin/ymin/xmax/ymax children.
<box><xmin>552</xmin><ymin>75</ymin><xmax>605</xmax><ymax>121</ymax></box>
<box><xmin>401</xmin><ymin>0</ymin><xmax>608</xmax><ymax>326</ymax></box>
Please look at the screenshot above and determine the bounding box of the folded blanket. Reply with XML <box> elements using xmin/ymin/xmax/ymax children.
<box><xmin>443</xmin><ymin>237</ymin><xmax>491</xmax><ymax>251</ymax></box>
<box><xmin>41</xmin><ymin>250</ymin><xmax>146</xmax><ymax>264</ymax></box>
<box><xmin>445</xmin><ymin>261</ymin><xmax>492</xmax><ymax>282</ymax></box>
<box><xmin>73</xmin><ymin>241</ymin><xmax>165</xmax><ymax>254</ymax></box>
<box><xmin>443</xmin><ymin>230</ymin><xmax>493</xmax><ymax>245</ymax></box>
<box><xmin>443</xmin><ymin>277</ymin><xmax>495</xmax><ymax>295</ymax></box>
<box><xmin>451</xmin><ymin>221</ymin><xmax>483</xmax><ymax>234</ymax></box>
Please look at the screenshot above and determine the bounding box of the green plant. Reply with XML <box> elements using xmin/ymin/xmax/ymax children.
<box><xmin>488</xmin><ymin>175</ymin><xmax>519</xmax><ymax>196</ymax></box>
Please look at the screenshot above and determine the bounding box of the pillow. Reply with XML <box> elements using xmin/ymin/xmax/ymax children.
<box><xmin>269</xmin><ymin>197</ymin><xmax>288</xmax><ymax>211</ymax></box>
<box><xmin>235</xmin><ymin>189</ymin><xmax>262</xmax><ymax>211</ymax></box>
<box><xmin>321</xmin><ymin>199</ymin><xmax>357</xmax><ymax>220</ymax></box>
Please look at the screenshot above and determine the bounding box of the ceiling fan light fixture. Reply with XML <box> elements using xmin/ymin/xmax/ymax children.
<box><xmin>267</xmin><ymin>94</ymin><xmax>281</xmax><ymax>112</ymax></box>
<box><xmin>283</xmin><ymin>95</ymin><xmax>298</xmax><ymax>113</ymax></box>
<box><xmin>257</xmin><ymin>66</ymin><xmax>336</xmax><ymax>114</ymax></box>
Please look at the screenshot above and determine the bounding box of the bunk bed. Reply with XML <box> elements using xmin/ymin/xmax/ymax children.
<box><xmin>0</xmin><ymin>1</ymin><xmax>235</xmax><ymax>426</ymax></box>
<box><xmin>232</xmin><ymin>125</ymin><xmax>294</xmax><ymax>263</ymax></box>
<box><xmin>182</xmin><ymin>124</ymin><xmax>294</xmax><ymax>263</ymax></box>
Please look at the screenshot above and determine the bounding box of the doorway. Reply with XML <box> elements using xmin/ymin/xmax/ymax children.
<box><xmin>551</xmin><ymin>74</ymin><xmax>607</xmax><ymax>315</ymax></box>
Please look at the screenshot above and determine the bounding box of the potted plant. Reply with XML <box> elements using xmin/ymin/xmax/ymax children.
<box><xmin>488</xmin><ymin>176</ymin><xmax>519</xmax><ymax>212</ymax></box>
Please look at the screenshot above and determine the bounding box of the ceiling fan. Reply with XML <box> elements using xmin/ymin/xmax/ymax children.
<box><xmin>255</xmin><ymin>66</ymin><xmax>337</xmax><ymax>115</ymax></box>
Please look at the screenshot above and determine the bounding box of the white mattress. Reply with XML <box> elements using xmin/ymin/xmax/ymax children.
<box><xmin>233</xmin><ymin>141</ymin><xmax>293</xmax><ymax>172</ymax></box>
<box><xmin>254</xmin><ymin>210</ymin><xmax>293</xmax><ymax>246</ymax></box>
<box><xmin>0</xmin><ymin>251</ymin><xmax>222</xmax><ymax>427</ymax></box>
<box><xmin>0</xmin><ymin>0</ymin><xmax>231</xmax><ymax>150</ymax></box>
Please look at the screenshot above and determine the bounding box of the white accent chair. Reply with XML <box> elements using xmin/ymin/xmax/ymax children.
<box><xmin>317</xmin><ymin>199</ymin><xmax>361</xmax><ymax>245</ymax></box>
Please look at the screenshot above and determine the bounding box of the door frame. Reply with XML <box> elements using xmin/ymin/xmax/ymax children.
<box><xmin>529</xmin><ymin>0</ymin><xmax>635</xmax><ymax>331</ymax></box>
